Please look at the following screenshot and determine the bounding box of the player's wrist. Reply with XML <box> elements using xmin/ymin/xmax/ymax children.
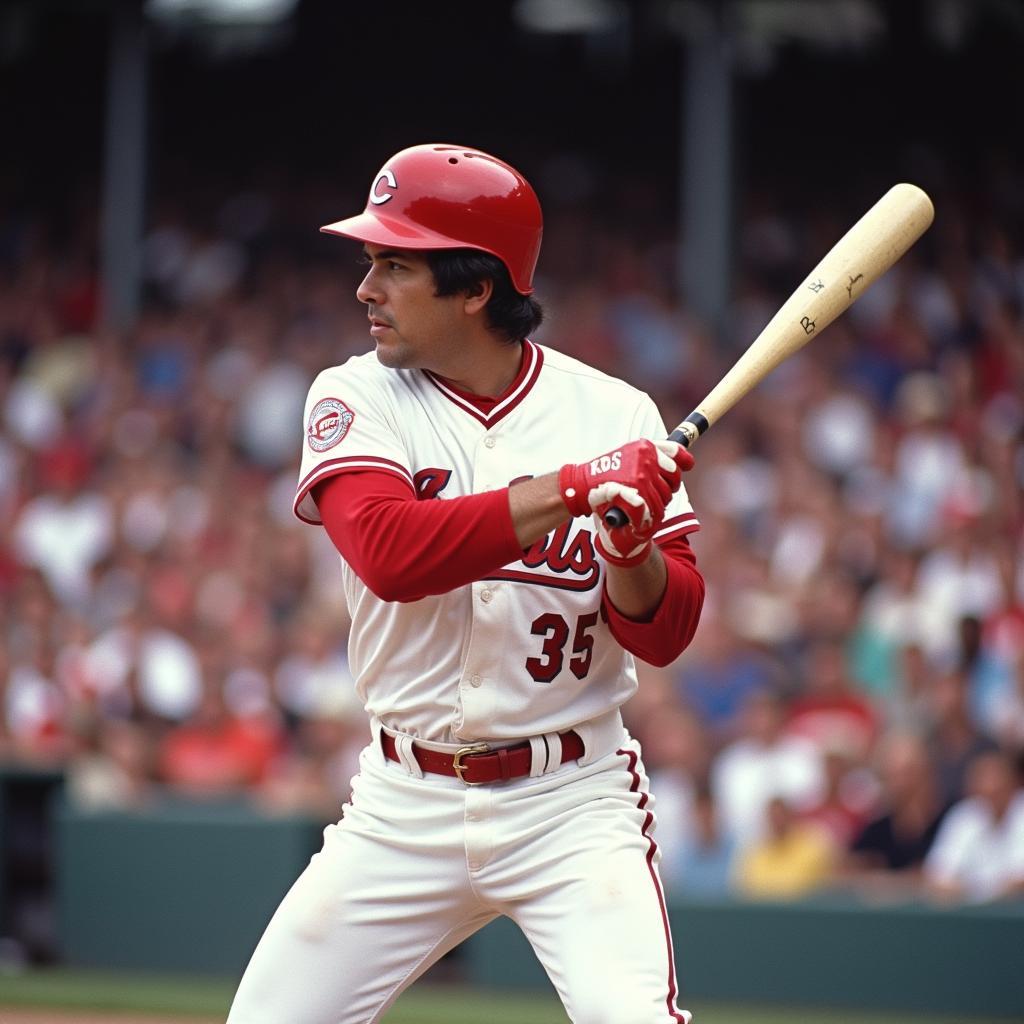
<box><xmin>557</xmin><ymin>463</ymin><xmax>591</xmax><ymax>518</ymax></box>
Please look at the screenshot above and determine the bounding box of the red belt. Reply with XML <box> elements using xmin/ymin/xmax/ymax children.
<box><xmin>381</xmin><ymin>731</ymin><xmax>584</xmax><ymax>785</ymax></box>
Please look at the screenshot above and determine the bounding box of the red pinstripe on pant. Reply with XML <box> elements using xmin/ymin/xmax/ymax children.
<box><xmin>619</xmin><ymin>747</ymin><xmax>691</xmax><ymax>1024</ymax></box>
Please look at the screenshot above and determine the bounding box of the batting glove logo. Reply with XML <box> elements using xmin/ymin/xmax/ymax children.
<box><xmin>307</xmin><ymin>397</ymin><xmax>355</xmax><ymax>452</ymax></box>
<box><xmin>589</xmin><ymin>451</ymin><xmax>622</xmax><ymax>475</ymax></box>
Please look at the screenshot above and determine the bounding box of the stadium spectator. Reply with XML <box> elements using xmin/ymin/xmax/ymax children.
<box><xmin>2</xmin><ymin>629</ymin><xmax>68</xmax><ymax>762</ymax></box>
<box><xmin>666</xmin><ymin>782</ymin><xmax>736</xmax><ymax>898</ymax></box>
<box><xmin>712</xmin><ymin>689</ymin><xmax>824</xmax><ymax>848</ymax></box>
<box><xmin>734</xmin><ymin>795</ymin><xmax>836</xmax><ymax>900</ymax></box>
<box><xmin>914</xmin><ymin>521</ymin><xmax>1003</xmax><ymax>664</ymax></box>
<box><xmin>850</xmin><ymin>550</ymin><xmax>924</xmax><ymax>702</ymax></box>
<box><xmin>66</xmin><ymin>719</ymin><xmax>154</xmax><ymax>810</ymax></box>
<box><xmin>799</xmin><ymin>742</ymin><xmax>875</xmax><ymax>849</ymax></box>
<box><xmin>258</xmin><ymin>701</ymin><xmax>366</xmax><ymax>821</ymax></box>
<box><xmin>924</xmin><ymin>749</ymin><xmax>1024</xmax><ymax>902</ymax></box>
<box><xmin>13</xmin><ymin>438</ymin><xmax>112</xmax><ymax>607</ymax></box>
<box><xmin>157</xmin><ymin>675</ymin><xmax>284</xmax><ymax>796</ymax></box>
<box><xmin>846</xmin><ymin>732</ymin><xmax>948</xmax><ymax>890</ymax></box>
<box><xmin>957</xmin><ymin>613</ymin><xmax>1018</xmax><ymax>737</ymax></box>
<box><xmin>988</xmin><ymin>660</ymin><xmax>1024</xmax><ymax>753</ymax></box>
<box><xmin>786</xmin><ymin>638</ymin><xmax>880</xmax><ymax>762</ymax></box>
<box><xmin>273</xmin><ymin>611</ymin><xmax>358</xmax><ymax>727</ymax></box>
<box><xmin>927</xmin><ymin>668</ymin><xmax>999</xmax><ymax>805</ymax></box>
<box><xmin>672</xmin><ymin>613</ymin><xmax>777</xmax><ymax>742</ymax></box>
<box><xmin>638</xmin><ymin>703</ymin><xmax>712</xmax><ymax>884</ymax></box>
<box><xmin>886</xmin><ymin>372</ymin><xmax>969</xmax><ymax>555</ymax></box>
<box><xmin>882</xmin><ymin>642</ymin><xmax>936</xmax><ymax>734</ymax></box>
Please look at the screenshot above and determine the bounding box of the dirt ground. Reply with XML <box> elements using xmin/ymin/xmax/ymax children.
<box><xmin>0</xmin><ymin>1012</ymin><xmax>220</xmax><ymax>1024</ymax></box>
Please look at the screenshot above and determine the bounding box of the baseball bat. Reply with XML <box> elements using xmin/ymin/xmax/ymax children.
<box><xmin>604</xmin><ymin>182</ymin><xmax>935</xmax><ymax>528</ymax></box>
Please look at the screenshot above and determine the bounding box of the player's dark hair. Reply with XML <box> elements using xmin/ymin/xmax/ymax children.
<box><xmin>426</xmin><ymin>249</ymin><xmax>544</xmax><ymax>343</ymax></box>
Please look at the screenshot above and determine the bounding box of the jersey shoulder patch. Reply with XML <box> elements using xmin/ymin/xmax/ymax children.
<box><xmin>303</xmin><ymin>353</ymin><xmax>415</xmax><ymax>454</ymax></box>
<box><xmin>306</xmin><ymin>397</ymin><xmax>355</xmax><ymax>452</ymax></box>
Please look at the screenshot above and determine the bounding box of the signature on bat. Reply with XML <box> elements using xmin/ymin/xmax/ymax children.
<box><xmin>847</xmin><ymin>273</ymin><xmax>864</xmax><ymax>298</ymax></box>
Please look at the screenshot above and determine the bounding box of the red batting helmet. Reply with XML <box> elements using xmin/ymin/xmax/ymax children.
<box><xmin>320</xmin><ymin>144</ymin><xmax>543</xmax><ymax>295</ymax></box>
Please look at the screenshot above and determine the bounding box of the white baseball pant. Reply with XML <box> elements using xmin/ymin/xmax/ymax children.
<box><xmin>226</xmin><ymin>733</ymin><xmax>691</xmax><ymax>1024</ymax></box>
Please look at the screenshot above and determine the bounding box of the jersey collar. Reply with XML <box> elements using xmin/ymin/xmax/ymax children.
<box><xmin>425</xmin><ymin>339</ymin><xmax>544</xmax><ymax>428</ymax></box>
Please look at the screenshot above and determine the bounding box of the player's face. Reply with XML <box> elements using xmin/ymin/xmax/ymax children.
<box><xmin>356</xmin><ymin>244</ymin><xmax>466</xmax><ymax>372</ymax></box>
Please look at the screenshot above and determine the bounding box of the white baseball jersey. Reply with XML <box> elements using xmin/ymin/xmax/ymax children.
<box><xmin>293</xmin><ymin>339</ymin><xmax>699</xmax><ymax>745</ymax></box>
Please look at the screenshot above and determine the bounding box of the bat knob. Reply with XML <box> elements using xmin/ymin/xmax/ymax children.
<box><xmin>603</xmin><ymin>506</ymin><xmax>628</xmax><ymax>529</ymax></box>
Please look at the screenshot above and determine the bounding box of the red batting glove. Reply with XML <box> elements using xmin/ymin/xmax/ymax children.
<box><xmin>558</xmin><ymin>440</ymin><xmax>694</xmax><ymax>566</ymax></box>
<box><xmin>593</xmin><ymin>488</ymin><xmax>662</xmax><ymax>565</ymax></box>
<box><xmin>560</xmin><ymin>440</ymin><xmax>668</xmax><ymax>518</ymax></box>
<box><xmin>559</xmin><ymin>439</ymin><xmax>692</xmax><ymax>518</ymax></box>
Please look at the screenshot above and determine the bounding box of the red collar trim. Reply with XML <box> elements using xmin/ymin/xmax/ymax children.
<box><xmin>425</xmin><ymin>340</ymin><xmax>543</xmax><ymax>428</ymax></box>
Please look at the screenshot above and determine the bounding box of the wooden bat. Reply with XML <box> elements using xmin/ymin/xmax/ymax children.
<box><xmin>605</xmin><ymin>182</ymin><xmax>935</xmax><ymax>528</ymax></box>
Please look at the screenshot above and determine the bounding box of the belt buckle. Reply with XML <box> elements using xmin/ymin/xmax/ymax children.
<box><xmin>452</xmin><ymin>743</ymin><xmax>490</xmax><ymax>785</ymax></box>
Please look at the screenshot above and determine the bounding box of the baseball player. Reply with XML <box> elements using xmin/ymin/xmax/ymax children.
<box><xmin>227</xmin><ymin>144</ymin><xmax>704</xmax><ymax>1024</ymax></box>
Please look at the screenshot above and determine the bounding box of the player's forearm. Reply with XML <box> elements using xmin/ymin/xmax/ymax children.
<box><xmin>316</xmin><ymin>472</ymin><xmax>524</xmax><ymax>602</ymax></box>
<box><xmin>604</xmin><ymin>546</ymin><xmax>669</xmax><ymax>620</ymax></box>
<box><xmin>507</xmin><ymin>472</ymin><xmax>574</xmax><ymax>548</ymax></box>
<box><xmin>602</xmin><ymin>536</ymin><xmax>705</xmax><ymax>665</ymax></box>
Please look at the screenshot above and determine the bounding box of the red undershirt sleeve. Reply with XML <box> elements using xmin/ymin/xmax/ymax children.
<box><xmin>314</xmin><ymin>470</ymin><xmax>524</xmax><ymax>603</ymax></box>
<box><xmin>601</xmin><ymin>533</ymin><xmax>705</xmax><ymax>667</ymax></box>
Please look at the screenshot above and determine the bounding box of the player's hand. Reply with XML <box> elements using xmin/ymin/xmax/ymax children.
<box><xmin>590</xmin><ymin>440</ymin><xmax>694</xmax><ymax>565</ymax></box>
<box><xmin>590</xmin><ymin>482</ymin><xmax>661</xmax><ymax>565</ymax></box>
<box><xmin>558</xmin><ymin>440</ymin><xmax>693</xmax><ymax>565</ymax></box>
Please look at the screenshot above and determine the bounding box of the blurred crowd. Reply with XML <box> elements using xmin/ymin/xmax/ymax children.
<box><xmin>1</xmin><ymin>163</ymin><xmax>1023</xmax><ymax>908</ymax></box>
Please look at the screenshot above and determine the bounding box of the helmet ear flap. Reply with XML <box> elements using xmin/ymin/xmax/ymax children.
<box><xmin>320</xmin><ymin>144</ymin><xmax>543</xmax><ymax>296</ymax></box>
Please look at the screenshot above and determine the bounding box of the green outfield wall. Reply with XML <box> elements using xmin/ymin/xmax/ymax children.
<box><xmin>54</xmin><ymin>798</ymin><xmax>323</xmax><ymax>975</ymax></box>
<box><xmin>464</xmin><ymin>897</ymin><xmax>1024</xmax><ymax>1018</ymax></box>
<box><xmin>34</xmin><ymin>799</ymin><xmax>1024</xmax><ymax>1017</ymax></box>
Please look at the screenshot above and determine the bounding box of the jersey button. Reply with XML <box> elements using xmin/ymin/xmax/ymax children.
<box><xmin>480</xmin><ymin>589</ymin><xmax>493</xmax><ymax>603</ymax></box>
<box><xmin>469</xmin><ymin>673</ymin><xmax>482</xmax><ymax>687</ymax></box>
<box><xmin>484</xmin><ymin>436</ymin><xmax>497</xmax><ymax>449</ymax></box>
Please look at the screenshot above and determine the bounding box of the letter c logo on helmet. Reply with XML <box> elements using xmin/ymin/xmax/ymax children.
<box><xmin>369</xmin><ymin>168</ymin><xmax>397</xmax><ymax>206</ymax></box>
<box><xmin>319</xmin><ymin>143</ymin><xmax>543</xmax><ymax>295</ymax></box>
